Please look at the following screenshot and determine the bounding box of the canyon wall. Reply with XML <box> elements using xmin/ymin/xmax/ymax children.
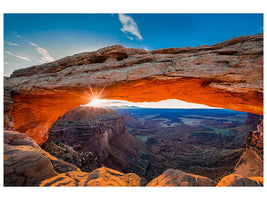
<box><xmin>4</xmin><ymin>33</ymin><xmax>263</xmax><ymax>144</ymax></box>
<box><xmin>42</xmin><ymin>107</ymin><xmax>151</xmax><ymax>177</ymax></box>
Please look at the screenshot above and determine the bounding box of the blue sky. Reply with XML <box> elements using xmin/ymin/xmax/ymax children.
<box><xmin>4</xmin><ymin>13</ymin><xmax>263</xmax><ymax>76</ymax></box>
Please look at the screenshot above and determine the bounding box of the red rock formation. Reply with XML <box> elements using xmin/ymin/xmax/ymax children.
<box><xmin>216</xmin><ymin>120</ymin><xmax>263</xmax><ymax>186</ymax></box>
<box><xmin>4</xmin><ymin>33</ymin><xmax>263</xmax><ymax>144</ymax></box>
<box><xmin>4</xmin><ymin>78</ymin><xmax>15</xmax><ymax>131</ymax></box>
<box><xmin>233</xmin><ymin>148</ymin><xmax>263</xmax><ymax>177</ymax></box>
<box><xmin>216</xmin><ymin>174</ymin><xmax>263</xmax><ymax>186</ymax></box>
<box><xmin>244</xmin><ymin>120</ymin><xmax>263</xmax><ymax>159</ymax></box>
<box><xmin>4</xmin><ymin>131</ymin><xmax>80</xmax><ymax>186</ymax></box>
<box><xmin>40</xmin><ymin>166</ymin><xmax>146</xmax><ymax>186</ymax></box>
<box><xmin>146</xmin><ymin>169</ymin><xmax>215</xmax><ymax>186</ymax></box>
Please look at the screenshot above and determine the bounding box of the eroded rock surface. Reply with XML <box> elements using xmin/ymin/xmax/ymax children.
<box><xmin>146</xmin><ymin>169</ymin><xmax>215</xmax><ymax>186</ymax></box>
<box><xmin>4</xmin><ymin>131</ymin><xmax>57</xmax><ymax>186</ymax></box>
<box><xmin>4</xmin><ymin>78</ymin><xmax>15</xmax><ymax>131</ymax></box>
<box><xmin>216</xmin><ymin>174</ymin><xmax>263</xmax><ymax>186</ymax></box>
<box><xmin>216</xmin><ymin>120</ymin><xmax>263</xmax><ymax>186</ymax></box>
<box><xmin>4</xmin><ymin>33</ymin><xmax>263</xmax><ymax>144</ymax></box>
<box><xmin>40</xmin><ymin>166</ymin><xmax>147</xmax><ymax>186</ymax></box>
<box><xmin>4</xmin><ymin>131</ymin><xmax>80</xmax><ymax>186</ymax></box>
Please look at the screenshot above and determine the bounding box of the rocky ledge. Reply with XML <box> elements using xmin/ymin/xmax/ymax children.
<box><xmin>146</xmin><ymin>169</ymin><xmax>215</xmax><ymax>186</ymax></box>
<box><xmin>40</xmin><ymin>166</ymin><xmax>147</xmax><ymax>187</ymax></box>
<box><xmin>4</xmin><ymin>130</ymin><xmax>80</xmax><ymax>186</ymax></box>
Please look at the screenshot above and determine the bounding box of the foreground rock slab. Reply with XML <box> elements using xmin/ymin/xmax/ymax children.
<box><xmin>216</xmin><ymin>174</ymin><xmax>263</xmax><ymax>186</ymax></box>
<box><xmin>4</xmin><ymin>142</ymin><xmax>57</xmax><ymax>186</ymax></box>
<box><xmin>4</xmin><ymin>131</ymin><xmax>80</xmax><ymax>186</ymax></box>
<box><xmin>146</xmin><ymin>169</ymin><xmax>215</xmax><ymax>186</ymax></box>
<box><xmin>40</xmin><ymin>166</ymin><xmax>147</xmax><ymax>186</ymax></box>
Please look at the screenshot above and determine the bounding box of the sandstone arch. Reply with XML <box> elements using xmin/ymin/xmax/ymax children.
<box><xmin>4</xmin><ymin>33</ymin><xmax>263</xmax><ymax>145</ymax></box>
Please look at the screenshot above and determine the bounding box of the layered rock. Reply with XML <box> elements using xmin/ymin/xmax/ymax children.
<box><xmin>246</xmin><ymin>113</ymin><xmax>263</xmax><ymax>130</ymax></box>
<box><xmin>42</xmin><ymin>107</ymin><xmax>150</xmax><ymax>177</ymax></box>
<box><xmin>234</xmin><ymin>120</ymin><xmax>263</xmax><ymax>177</ymax></box>
<box><xmin>4</xmin><ymin>33</ymin><xmax>263</xmax><ymax>144</ymax></box>
<box><xmin>216</xmin><ymin>120</ymin><xmax>263</xmax><ymax>186</ymax></box>
<box><xmin>146</xmin><ymin>169</ymin><xmax>215</xmax><ymax>186</ymax></box>
<box><xmin>4</xmin><ymin>77</ymin><xmax>15</xmax><ymax>131</ymax></box>
<box><xmin>244</xmin><ymin>120</ymin><xmax>263</xmax><ymax>159</ymax></box>
<box><xmin>40</xmin><ymin>166</ymin><xmax>146</xmax><ymax>187</ymax></box>
<box><xmin>42</xmin><ymin>141</ymin><xmax>101</xmax><ymax>173</ymax></box>
<box><xmin>4</xmin><ymin>131</ymin><xmax>57</xmax><ymax>186</ymax></box>
<box><xmin>216</xmin><ymin>174</ymin><xmax>263</xmax><ymax>186</ymax></box>
<box><xmin>4</xmin><ymin>130</ymin><xmax>80</xmax><ymax>186</ymax></box>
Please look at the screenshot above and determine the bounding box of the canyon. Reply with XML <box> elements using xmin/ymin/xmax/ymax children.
<box><xmin>4</xmin><ymin>115</ymin><xmax>263</xmax><ymax>186</ymax></box>
<box><xmin>42</xmin><ymin>107</ymin><xmax>154</xmax><ymax>178</ymax></box>
<box><xmin>3</xmin><ymin>33</ymin><xmax>263</xmax><ymax>186</ymax></box>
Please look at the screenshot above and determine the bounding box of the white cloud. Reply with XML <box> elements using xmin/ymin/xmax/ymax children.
<box><xmin>144</xmin><ymin>46</ymin><xmax>149</xmax><ymax>51</ymax></box>
<box><xmin>13</xmin><ymin>31</ymin><xmax>22</xmax><ymax>39</ymax></box>
<box><xmin>118</xmin><ymin>14</ymin><xmax>143</xmax><ymax>40</ymax></box>
<box><xmin>127</xmin><ymin>36</ymin><xmax>134</xmax><ymax>40</ymax></box>
<box><xmin>29</xmin><ymin>42</ymin><xmax>37</xmax><ymax>47</ymax></box>
<box><xmin>5</xmin><ymin>51</ymin><xmax>31</xmax><ymax>61</ymax></box>
<box><xmin>29</xmin><ymin>42</ymin><xmax>54</xmax><ymax>63</ymax></box>
<box><xmin>6</xmin><ymin>41</ymin><xmax>19</xmax><ymax>46</ymax></box>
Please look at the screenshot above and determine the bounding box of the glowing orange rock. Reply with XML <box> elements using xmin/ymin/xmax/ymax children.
<box><xmin>216</xmin><ymin>174</ymin><xmax>263</xmax><ymax>186</ymax></box>
<box><xmin>40</xmin><ymin>166</ymin><xmax>146</xmax><ymax>186</ymax></box>
<box><xmin>146</xmin><ymin>168</ymin><xmax>215</xmax><ymax>186</ymax></box>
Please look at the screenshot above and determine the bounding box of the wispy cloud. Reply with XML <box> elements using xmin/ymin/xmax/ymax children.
<box><xmin>6</xmin><ymin>41</ymin><xmax>19</xmax><ymax>46</ymax></box>
<box><xmin>14</xmin><ymin>31</ymin><xmax>22</xmax><ymax>39</ymax></box>
<box><xmin>144</xmin><ymin>46</ymin><xmax>149</xmax><ymax>51</ymax></box>
<box><xmin>118</xmin><ymin>14</ymin><xmax>143</xmax><ymax>40</ymax></box>
<box><xmin>127</xmin><ymin>36</ymin><xmax>134</xmax><ymax>40</ymax></box>
<box><xmin>29</xmin><ymin>42</ymin><xmax>54</xmax><ymax>63</ymax></box>
<box><xmin>5</xmin><ymin>51</ymin><xmax>31</xmax><ymax>61</ymax></box>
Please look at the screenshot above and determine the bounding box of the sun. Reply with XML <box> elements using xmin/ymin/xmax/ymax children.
<box><xmin>81</xmin><ymin>85</ymin><xmax>107</xmax><ymax>108</ymax></box>
<box><xmin>87</xmin><ymin>97</ymin><xmax>102</xmax><ymax>107</ymax></box>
